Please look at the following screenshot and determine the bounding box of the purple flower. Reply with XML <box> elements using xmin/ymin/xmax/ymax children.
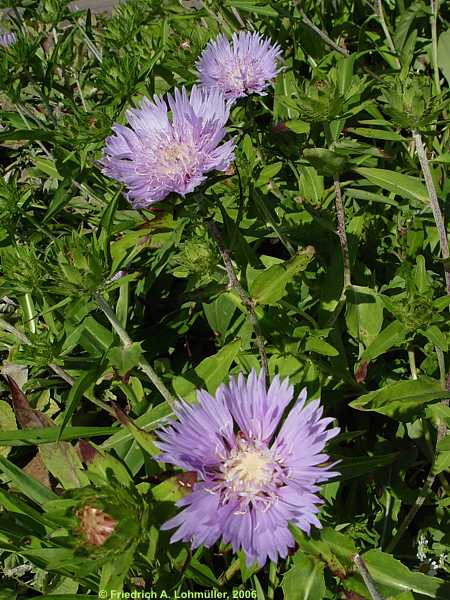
<box><xmin>156</xmin><ymin>370</ymin><xmax>339</xmax><ymax>567</ymax></box>
<box><xmin>101</xmin><ymin>86</ymin><xmax>235</xmax><ymax>209</ymax></box>
<box><xmin>0</xmin><ymin>32</ymin><xmax>17</xmax><ymax>48</ymax></box>
<box><xmin>197</xmin><ymin>31</ymin><xmax>282</xmax><ymax>100</ymax></box>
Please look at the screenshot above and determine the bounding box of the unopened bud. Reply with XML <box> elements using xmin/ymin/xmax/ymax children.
<box><xmin>77</xmin><ymin>505</ymin><xmax>117</xmax><ymax>546</ymax></box>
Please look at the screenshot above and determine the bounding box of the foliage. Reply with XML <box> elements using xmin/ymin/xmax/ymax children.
<box><xmin>0</xmin><ymin>0</ymin><xmax>450</xmax><ymax>598</ymax></box>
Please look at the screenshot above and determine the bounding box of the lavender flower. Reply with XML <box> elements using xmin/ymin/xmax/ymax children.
<box><xmin>156</xmin><ymin>370</ymin><xmax>339</xmax><ymax>567</ymax></box>
<box><xmin>101</xmin><ymin>86</ymin><xmax>235</xmax><ymax>208</ymax></box>
<box><xmin>197</xmin><ymin>31</ymin><xmax>282</xmax><ymax>100</ymax></box>
<box><xmin>0</xmin><ymin>32</ymin><xmax>16</xmax><ymax>48</ymax></box>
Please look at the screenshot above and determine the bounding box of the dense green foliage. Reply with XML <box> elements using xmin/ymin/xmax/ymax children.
<box><xmin>1</xmin><ymin>0</ymin><xmax>450</xmax><ymax>598</ymax></box>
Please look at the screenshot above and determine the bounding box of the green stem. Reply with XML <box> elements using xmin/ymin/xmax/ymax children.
<box><xmin>436</xmin><ymin>345</ymin><xmax>446</xmax><ymax>388</ymax></box>
<box><xmin>334</xmin><ymin>177</ymin><xmax>351</xmax><ymax>290</ymax></box>
<box><xmin>20</xmin><ymin>293</ymin><xmax>37</xmax><ymax>334</ymax></box>
<box><xmin>294</xmin><ymin>3</ymin><xmax>349</xmax><ymax>56</ymax></box>
<box><xmin>375</xmin><ymin>0</ymin><xmax>401</xmax><ymax>69</ymax></box>
<box><xmin>408</xmin><ymin>349</ymin><xmax>418</xmax><ymax>380</ymax></box>
<box><xmin>218</xmin><ymin>558</ymin><xmax>240</xmax><ymax>586</ymax></box>
<box><xmin>93</xmin><ymin>292</ymin><xmax>176</xmax><ymax>407</ymax></box>
<box><xmin>267</xmin><ymin>561</ymin><xmax>277</xmax><ymax>600</ymax></box>
<box><xmin>205</xmin><ymin>219</ymin><xmax>269</xmax><ymax>375</ymax></box>
<box><xmin>413</xmin><ymin>130</ymin><xmax>450</xmax><ymax>295</ymax></box>
<box><xmin>48</xmin><ymin>363</ymin><xmax>115</xmax><ymax>416</ymax></box>
<box><xmin>353</xmin><ymin>554</ymin><xmax>385</xmax><ymax>600</ymax></box>
<box><xmin>430</xmin><ymin>0</ymin><xmax>441</xmax><ymax>94</ymax></box>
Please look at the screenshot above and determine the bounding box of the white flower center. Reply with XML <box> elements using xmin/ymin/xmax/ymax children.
<box><xmin>223</xmin><ymin>444</ymin><xmax>274</xmax><ymax>495</ymax></box>
<box><xmin>224</xmin><ymin>62</ymin><xmax>255</xmax><ymax>93</ymax></box>
<box><xmin>159</xmin><ymin>142</ymin><xmax>195</xmax><ymax>176</ymax></box>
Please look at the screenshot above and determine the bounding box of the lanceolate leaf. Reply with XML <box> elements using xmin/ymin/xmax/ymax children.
<box><xmin>354</xmin><ymin>167</ymin><xmax>429</xmax><ymax>204</ymax></box>
<box><xmin>361</xmin><ymin>549</ymin><xmax>450</xmax><ymax>599</ymax></box>
<box><xmin>350</xmin><ymin>378</ymin><xmax>450</xmax><ymax>421</ymax></box>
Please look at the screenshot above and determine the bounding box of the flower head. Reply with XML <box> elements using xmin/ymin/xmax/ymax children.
<box><xmin>101</xmin><ymin>86</ymin><xmax>235</xmax><ymax>208</ymax></box>
<box><xmin>0</xmin><ymin>32</ymin><xmax>17</xmax><ymax>48</ymax></box>
<box><xmin>197</xmin><ymin>31</ymin><xmax>282</xmax><ymax>100</ymax></box>
<box><xmin>156</xmin><ymin>370</ymin><xmax>339</xmax><ymax>567</ymax></box>
<box><xmin>77</xmin><ymin>505</ymin><xmax>118</xmax><ymax>546</ymax></box>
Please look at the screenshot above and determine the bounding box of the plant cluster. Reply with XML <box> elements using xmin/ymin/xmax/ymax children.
<box><xmin>0</xmin><ymin>0</ymin><xmax>449</xmax><ymax>598</ymax></box>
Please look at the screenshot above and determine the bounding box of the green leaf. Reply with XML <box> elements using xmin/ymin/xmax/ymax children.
<box><xmin>304</xmin><ymin>148</ymin><xmax>347</xmax><ymax>177</ymax></box>
<box><xmin>32</xmin><ymin>157</ymin><xmax>63</xmax><ymax>181</ymax></box>
<box><xmin>58</xmin><ymin>360</ymin><xmax>108</xmax><ymax>441</ymax></box>
<box><xmin>361</xmin><ymin>549</ymin><xmax>450</xmax><ymax>599</ymax></box>
<box><xmin>255</xmin><ymin>162</ymin><xmax>283</xmax><ymax>187</ymax></box>
<box><xmin>433</xmin><ymin>450</ymin><xmax>450</xmax><ymax>475</ymax></box>
<box><xmin>347</xmin><ymin>127</ymin><xmax>406</xmax><ymax>141</ymax></box>
<box><xmin>99</xmin><ymin>543</ymin><xmax>138</xmax><ymax>595</ymax></box>
<box><xmin>0</xmin><ymin>425</ymin><xmax>117</xmax><ymax>446</ymax></box>
<box><xmin>422</xmin><ymin>325</ymin><xmax>448</xmax><ymax>352</ymax></box>
<box><xmin>354</xmin><ymin>167</ymin><xmax>429</xmax><ymax>204</ymax></box>
<box><xmin>305</xmin><ymin>336</ymin><xmax>339</xmax><ymax>357</ymax></box>
<box><xmin>228</xmin><ymin>0</ymin><xmax>279</xmax><ymax>16</ymax></box>
<box><xmin>172</xmin><ymin>339</ymin><xmax>241</xmax><ymax>401</ymax></box>
<box><xmin>281</xmin><ymin>554</ymin><xmax>325</xmax><ymax>600</ymax></box>
<box><xmin>286</xmin><ymin>120</ymin><xmax>310</xmax><ymax>134</ymax></box>
<box><xmin>30</xmin><ymin>594</ymin><xmax>92</xmax><ymax>600</ymax></box>
<box><xmin>0</xmin><ymin>129</ymin><xmax>54</xmax><ymax>142</ymax></box>
<box><xmin>203</xmin><ymin>294</ymin><xmax>236</xmax><ymax>336</ymax></box>
<box><xmin>0</xmin><ymin>400</ymin><xmax>16</xmax><ymax>457</ymax></box>
<box><xmin>298</xmin><ymin>165</ymin><xmax>324</xmax><ymax>203</ymax></box>
<box><xmin>345</xmin><ymin>286</ymin><xmax>384</xmax><ymax>346</ymax></box>
<box><xmin>359</xmin><ymin>320</ymin><xmax>407</xmax><ymax>364</ymax></box>
<box><xmin>350</xmin><ymin>378</ymin><xmax>450</xmax><ymax>421</ymax></box>
<box><xmin>337</xmin><ymin>452</ymin><xmax>400</xmax><ymax>480</ymax></box>
<box><xmin>107</xmin><ymin>342</ymin><xmax>143</xmax><ymax>376</ymax></box>
<box><xmin>100</xmin><ymin>402</ymin><xmax>172</xmax><ymax>451</ymax></box>
<box><xmin>437</xmin><ymin>28</ymin><xmax>450</xmax><ymax>87</ymax></box>
<box><xmin>112</xmin><ymin>404</ymin><xmax>159</xmax><ymax>457</ymax></box>
<box><xmin>151</xmin><ymin>473</ymin><xmax>194</xmax><ymax>502</ymax></box>
<box><xmin>0</xmin><ymin>455</ymin><xmax>57</xmax><ymax>504</ymax></box>
<box><xmin>39</xmin><ymin>441</ymin><xmax>89</xmax><ymax>489</ymax></box>
<box><xmin>250</xmin><ymin>248</ymin><xmax>315</xmax><ymax>305</ymax></box>
<box><xmin>291</xmin><ymin>527</ymin><xmax>356</xmax><ymax>575</ymax></box>
<box><xmin>86</xmin><ymin>445</ymin><xmax>132</xmax><ymax>485</ymax></box>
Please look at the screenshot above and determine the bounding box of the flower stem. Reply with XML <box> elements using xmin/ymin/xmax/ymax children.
<box><xmin>391</xmin><ymin>131</ymin><xmax>450</xmax><ymax>554</ymax></box>
<box><xmin>294</xmin><ymin>4</ymin><xmax>349</xmax><ymax>56</ymax></box>
<box><xmin>408</xmin><ymin>349</ymin><xmax>418</xmax><ymax>380</ymax></box>
<box><xmin>430</xmin><ymin>0</ymin><xmax>442</xmax><ymax>94</ymax></box>
<box><xmin>48</xmin><ymin>362</ymin><xmax>115</xmax><ymax>416</ymax></box>
<box><xmin>412</xmin><ymin>130</ymin><xmax>450</xmax><ymax>295</ymax></box>
<box><xmin>353</xmin><ymin>554</ymin><xmax>385</xmax><ymax>600</ymax></box>
<box><xmin>205</xmin><ymin>219</ymin><xmax>269</xmax><ymax>375</ymax></box>
<box><xmin>93</xmin><ymin>292</ymin><xmax>176</xmax><ymax>407</ymax></box>
<box><xmin>267</xmin><ymin>561</ymin><xmax>277</xmax><ymax>600</ymax></box>
<box><xmin>436</xmin><ymin>345</ymin><xmax>446</xmax><ymax>389</ymax></box>
<box><xmin>375</xmin><ymin>0</ymin><xmax>401</xmax><ymax>69</ymax></box>
<box><xmin>334</xmin><ymin>177</ymin><xmax>351</xmax><ymax>290</ymax></box>
<box><xmin>218</xmin><ymin>558</ymin><xmax>240</xmax><ymax>585</ymax></box>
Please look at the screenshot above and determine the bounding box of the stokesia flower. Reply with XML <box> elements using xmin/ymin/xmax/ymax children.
<box><xmin>197</xmin><ymin>31</ymin><xmax>282</xmax><ymax>100</ymax></box>
<box><xmin>101</xmin><ymin>86</ymin><xmax>235</xmax><ymax>208</ymax></box>
<box><xmin>156</xmin><ymin>369</ymin><xmax>339</xmax><ymax>567</ymax></box>
<box><xmin>0</xmin><ymin>32</ymin><xmax>17</xmax><ymax>47</ymax></box>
